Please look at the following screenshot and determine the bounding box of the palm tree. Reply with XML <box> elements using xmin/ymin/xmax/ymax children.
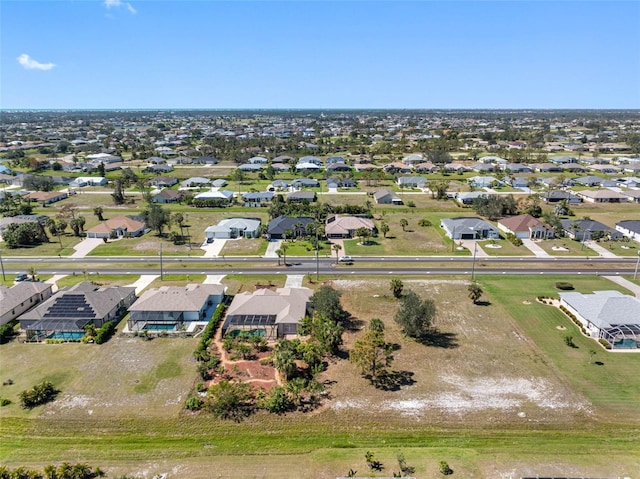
<box><xmin>280</xmin><ymin>243</ymin><xmax>288</xmax><ymax>266</ymax></box>
<box><xmin>275</xmin><ymin>247</ymin><xmax>283</xmax><ymax>266</ymax></box>
<box><xmin>332</xmin><ymin>243</ymin><xmax>342</xmax><ymax>263</ymax></box>
<box><xmin>380</xmin><ymin>222</ymin><xmax>389</xmax><ymax>238</ymax></box>
<box><xmin>27</xmin><ymin>267</ymin><xmax>37</xmax><ymax>282</ymax></box>
<box><xmin>399</xmin><ymin>218</ymin><xmax>408</xmax><ymax>232</ymax></box>
<box><xmin>468</xmin><ymin>282</ymin><xmax>483</xmax><ymax>304</ymax></box>
<box><xmin>93</xmin><ymin>206</ymin><xmax>104</xmax><ymax>221</ymax></box>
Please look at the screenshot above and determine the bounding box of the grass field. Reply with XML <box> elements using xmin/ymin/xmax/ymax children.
<box><xmin>2</xmin><ymin>276</ymin><xmax>639</xmax><ymax>477</ymax></box>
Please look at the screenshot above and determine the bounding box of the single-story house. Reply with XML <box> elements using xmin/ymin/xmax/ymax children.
<box><xmin>86</xmin><ymin>215</ymin><xmax>146</xmax><ymax>239</ymax></box>
<box><xmin>440</xmin><ymin>217</ymin><xmax>501</xmax><ymax>240</ymax></box>
<box><xmin>238</xmin><ymin>163</ymin><xmax>263</xmax><ymax>172</ymax></box>
<box><xmin>574</xmin><ymin>176</ymin><xmax>605</xmax><ymax>187</ymax></box>
<box><xmin>25</xmin><ymin>191</ymin><xmax>68</xmax><ymax>205</ymax></box>
<box><xmin>326</xmin><ymin>178</ymin><xmax>356</xmax><ymax>189</ymax></box>
<box><xmin>508</xmin><ymin>177</ymin><xmax>530</xmax><ymax>189</ymax></box>
<box><xmin>373</xmin><ymin>189</ymin><xmax>403</xmax><ymax>205</ymax></box>
<box><xmin>559</xmin><ymin>291</ymin><xmax>640</xmax><ymax>349</ymax></box>
<box><xmin>295</xmin><ymin>162</ymin><xmax>321</xmax><ymax>172</ymax></box>
<box><xmin>192</xmin><ymin>156</ymin><xmax>219</xmax><ymax>165</ymax></box>
<box><xmin>299</xmin><ymin>156</ymin><xmax>322</xmax><ymax>165</ymax></box>
<box><xmin>533</xmin><ymin>163</ymin><xmax>564</xmax><ymax>173</ymax></box>
<box><xmin>397</xmin><ymin>176</ymin><xmax>427</xmax><ymax>188</ymax></box>
<box><xmin>497</xmin><ymin>214</ymin><xmax>555</xmax><ymax>239</ymax></box>
<box><xmin>576</xmin><ymin>189</ymin><xmax>630</xmax><ymax>203</ymax></box>
<box><xmin>414</xmin><ymin>162</ymin><xmax>437</xmax><ymax>173</ymax></box>
<box><xmin>205</xmin><ymin>217</ymin><xmax>262</xmax><ymax>240</ymax></box>
<box><xmin>471</xmin><ymin>163</ymin><xmax>496</xmax><ymax>173</ymax></box>
<box><xmin>269</xmin><ymin>180</ymin><xmax>290</xmax><ymax>191</ymax></box>
<box><xmin>248</xmin><ymin>156</ymin><xmax>269</xmax><ymax>164</ymax></box>
<box><xmin>325</xmin><ymin>215</ymin><xmax>375</xmax><ymax>239</ymax></box>
<box><xmin>193</xmin><ymin>190</ymin><xmax>234</xmax><ymax>204</ymax></box>
<box><xmin>19</xmin><ymin>282</ymin><xmax>136</xmax><ymax>341</ymax></box>
<box><xmin>560</xmin><ymin>219</ymin><xmax>623</xmax><ymax>240</ymax></box>
<box><xmin>149</xmin><ymin>176</ymin><xmax>178</xmax><ymax>188</ymax></box>
<box><xmin>267</xmin><ymin>216</ymin><xmax>315</xmax><ymax>239</ymax></box>
<box><xmin>326</xmin><ymin>156</ymin><xmax>346</xmax><ymax>164</ymax></box>
<box><xmin>326</xmin><ymin>163</ymin><xmax>352</xmax><ymax>173</ymax></box>
<box><xmin>212</xmin><ymin>179</ymin><xmax>227</xmax><ymax>188</ymax></box>
<box><xmin>242</xmin><ymin>191</ymin><xmax>274</xmax><ymax>206</ymax></box>
<box><xmin>287</xmin><ymin>191</ymin><xmax>316</xmax><ymax>202</ymax></box>
<box><xmin>127</xmin><ymin>284</ymin><xmax>226</xmax><ymax>332</ymax></box>
<box><xmin>479</xmin><ymin>155</ymin><xmax>507</xmax><ymax>165</ymax></box>
<box><xmin>402</xmin><ymin>153</ymin><xmax>423</xmax><ymax>165</ymax></box>
<box><xmin>504</xmin><ymin>163</ymin><xmax>533</xmax><ymax>173</ymax></box>
<box><xmin>550</xmin><ymin>156</ymin><xmax>578</xmax><ymax>165</ymax></box>
<box><xmin>541</xmin><ymin>191</ymin><xmax>582</xmax><ymax>204</ymax></box>
<box><xmin>468</xmin><ymin>176</ymin><xmax>501</xmax><ymax>188</ymax></box>
<box><xmin>222</xmin><ymin>287</ymin><xmax>313</xmax><ymax>340</ymax></box>
<box><xmin>69</xmin><ymin>176</ymin><xmax>108</xmax><ymax>188</ymax></box>
<box><xmin>383</xmin><ymin>162</ymin><xmax>412</xmax><ymax>174</ymax></box>
<box><xmin>0</xmin><ymin>282</ymin><xmax>53</xmax><ymax>326</ymax></box>
<box><xmin>181</xmin><ymin>177</ymin><xmax>211</xmax><ymax>188</ymax></box>
<box><xmin>152</xmin><ymin>189</ymin><xmax>184</xmax><ymax>204</ymax></box>
<box><xmin>615</xmin><ymin>220</ymin><xmax>640</xmax><ymax>243</ymax></box>
<box><xmin>291</xmin><ymin>178</ymin><xmax>319</xmax><ymax>188</ymax></box>
<box><xmin>455</xmin><ymin>191</ymin><xmax>488</xmax><ymax>206</ymax></box>
<box><xmin>144</xmin><ymin>164</ymin><xmax>173</xmax><ymax>174</ymax></box>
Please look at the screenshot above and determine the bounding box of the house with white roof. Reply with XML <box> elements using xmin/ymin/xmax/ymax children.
<box><xmin>559</xmin><ymin>291</ymin><xmax>640</xmax><ymax>349</ymax></box>
<box><xmin>205</xmin><ymin>218</ymin><xmax>262</xmax><ymax>240</ymax></box>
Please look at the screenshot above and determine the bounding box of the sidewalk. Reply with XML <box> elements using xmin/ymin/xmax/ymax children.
<box><xmin>603</xmin><ymin>276</ymin><xmax>640</xmax><ymax>298</ymax></box>
<box><xmin>284</xmin><ymin>275</ymin><xmax>305</xmax><ymax>288</ymax></box>
<box><xmin>458</xmin><ymin>240</ymin><xmax>489</xmax><ymax>258</ymax></box>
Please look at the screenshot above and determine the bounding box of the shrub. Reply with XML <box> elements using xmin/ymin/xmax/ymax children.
<box><xmin>555</xmin><ymin>282</ymin><xmax>574</xmax><ymax>290</ymax></box>
<box><xmin>19</xmin><ymin>381</ymin><xmax>58</xmax><ymax>409</ymax></box>
<box><xmin>260</xmin><ymin>385</ymin><xmax>293</xmax><ymax>414</ymax></box>
<box><xmin>418</xmin><ymin>218</ymin><xmax>432</xmax><ymax>227</ymax></box>
<box><xmin>564</xmin><ymin>336</ymin><xmax>577</xmax><ymax>348</ymax></box>
<box><xmin>506</xmin><ymin>232</ymin><xmax>523</xmax><ymax>246</ymax></box>
<box><xmin>0</xmin><ymin>398</ymin><xmax>11</xmax><ymax>406</ymax></box>
<box><xmin>439</xmin><ymin>460</ymin><xmax>454</xmax><ymax>475</ymax></box>
<box><xmin>599</xmin><ymin>339</ymin><xmax>612</xmax><ymax>350</ymax></box>
<box><xmin>406</xmin><ymin>200</ymin><xmax>416</xmax><ymax>208</ymax></box>
<box><xmin>95</xmin><ymin>321</ymin><xmax>117</xmax><ymax>344</ymax></box>
<box><xmin>184</xmin><ymin>395</ymin><xmax>204</xmax><ymax>411</ymax></box>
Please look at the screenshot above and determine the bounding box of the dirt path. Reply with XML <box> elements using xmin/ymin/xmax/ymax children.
<box><xmin>212</xmin><ymin>322</ymin><xmax>282</xmax><ymax>386</ymax></box>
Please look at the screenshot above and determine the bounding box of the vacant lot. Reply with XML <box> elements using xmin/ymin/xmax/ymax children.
<box><xmin>1</xmin><ymin>276</ymin><xmax>639</xmax><ymax>477</ymax></box>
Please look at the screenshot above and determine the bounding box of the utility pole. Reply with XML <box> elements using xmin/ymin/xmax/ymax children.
<box><xmin>471</xmin><ymin>242</ymin><xmax>478</xmax><ymax>281</ymax></box>
<box><xmin>315</xmin><ymin>229</ymin><xmax>320</xmax><ymax>281</ymax></box>
<box><xmin>0</xmin><ymin>248</ymin><xmax>5</xmax><ymax>282</ymax></box>
<box><xmin>634</xmin><ymin>250</ymin><xmax>640</xmax><ymax>280</ymax></box>
<box><xmin>159</xmin><ymin>242</ymin><xmax>163</xmax><ymax>280</ymax></box>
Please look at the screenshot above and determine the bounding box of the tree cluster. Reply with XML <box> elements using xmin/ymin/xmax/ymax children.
<box><xmin>0</xmin><ymin>463</ymin><xmax>105</xmax><ymax>479</ymax></box>
<box><xmin>1</xmin><ymin>222</ymin><xmax>49</xmax><ymax>248</ymax></box>
<box><xmin>472</xmin><ymin>194</ymin><xmax>518</xmax><ymax>220</ymax></box>
<box><xmin>394</xmin><ymin>289</ymin><xmax>437</xmax><ymax>340</ymax></box>
<box><xmin>350</xmin><ymin>319</ymin><xmax>393</xmax><ymax>382</ymax></box>
<box><xmin>19</xmin><ymin>381</ymin><xmax>58</xmax><ymax>409</ymax></box>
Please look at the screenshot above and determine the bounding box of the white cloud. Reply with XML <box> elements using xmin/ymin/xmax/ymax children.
<box><xmin>104</xmin><ymin>0</ymin><xmax>137</xmax><ymax>14</ymax></box>
<box><xmin>17</xmin><ymin>54</ymin><xmax>56</xmax><ymax>71</ymax></box>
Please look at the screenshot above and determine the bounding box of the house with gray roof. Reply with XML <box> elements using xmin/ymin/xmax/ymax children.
<box><xmin>560</xmin><ymin>219</ymin><xmax>622</xmax><ymax>240</ymax></box>
<box><xmin>0</xmin><ymin>282</ymin><xmax>53</xmax><ymax>326</ymax></box>
<box><xmin>205</xmin><ymin>218</ymin><xmax>262</xmax><ymax>240</ymax></box>
<box><xmin>152</xmin><ymin>189</ymin><xmax>184</xmax><ymax>204</ymax></box>
<box><xmin>242</xmin><ymin>191</ymin><xmax>274</xmax><ymax>207</ymax></box>
<box><xmin>267</xmin><ymin>216</ymin><xmax>315</xmax><ymax>239</ymax></box>
<box><xmin>222</xmin><ymin>287</ymin><xmax>313</xmax><ymax>340</ymax></box>
<box><xmin>559</xmin><ymin>291</ymin><xmax>640</xmax><ymax>349</ymax></box>
<box><xmin>286</xmin><ymin>191</ymin><xmax>316</xmax><ymax>203</ymax></box>
<box><xmin>575</xmin><ymin>189</ymin><xmax>630</xmax><ymax>203</ymax></box>
<box><xmin>193</xmin><ymin>189</ymin><xmax>234</xmax><ymax>205</ymax></box>
<box><xmin>397</xmin><ymin>176</ymin><xmax>427</xmax><ymax>188</ymax></box>
<box><xmin>181</xmin><ymin>177</ymin><xmax>210</xmax><ymax>188</ymax></box>
<box><xmin>440</xmin><ymin>217</ymin><xmax>501</xmax><ymax>240</ymax></box>
<box><xmin>19</xmin><ymin>282</ymin><xmax>136</xmax><ymax>341</ymax></box>
<box><xmin>454</xmin><ymin>191</ymin><xmax>488</xmax><ymax>206</ymax></box>
<box><xmin>615</xmin><ymin>220</ymin><xmax>640</xmax><ymax>243</ymax></box>
<box><xmin>373</xmin><ymin>189</ymin><xmax>402</xmax><ymax>205</ymax></box>
<box><xmin>127</xmin><ymin>284</ymin><xmax>225</xmax><ymax>333</ymax></box>
<box><xmin>238</xmin><ymin>163</ymin><xmax>263</xmax><ymax>172</ymax></box>
<box><xmin>291</xmin><ymin>178</ymin><xmax>319</xmax><ymax>188</ymax></box>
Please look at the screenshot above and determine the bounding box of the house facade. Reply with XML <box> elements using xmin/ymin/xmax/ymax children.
<box><xmin>0</xmin><ymin>282</ymin><xmax>53</xmax><ymax>326</ymax></box>
<box><xmin>440</xmin><ymin>217</ymin><xmax>501</xmax><ymax>240</ymax></box>
<box><xmin>615</xmin><ymin>220</ymin><xmax>640</xmax><ymax>243</ymax></box>
<box><xmin>497</xmin><ymin>214</ymin><xmax>554</xmax><ymax>239</ymax></box>
<box><xmin>86</xmin><ymin>215</ymin><xmax>146</xmax><ymax>239</ymax></box>
<box><xmin>325</xmin><ymin>215</ymin><xmax>376</xmax><ymax>239</ymax></box>
<box><xmin>205</xmin><ymin>218</ymin><xmax>262</xmax><ymax>240</ymax></box>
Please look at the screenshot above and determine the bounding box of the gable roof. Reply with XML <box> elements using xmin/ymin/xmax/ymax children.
<box><xmin>267</xmin><ymin>216</ymin><xmax>315</xmax><ymax>235</ymax></box>
<box><xmin>325</xmin><ymin>215</ymin><xmax>375</xmax><ymax>235</ymax></box>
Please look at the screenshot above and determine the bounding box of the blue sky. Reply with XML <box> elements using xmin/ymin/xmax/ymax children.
<box><xmin>1</xmin><ymin>1</ymin><xmax>639</xmax><ymax>109</ymax></box>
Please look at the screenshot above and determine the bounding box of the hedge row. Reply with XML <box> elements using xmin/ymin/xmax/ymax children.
<box><xmin>559</xmin><ymin>305</ymin><xmax>588</xmax><ymax>336</ymax></box>
<box><xmin>193</xmin><ymin>299</ymin><xmax>229</xmax><ymax>362</ymax></box>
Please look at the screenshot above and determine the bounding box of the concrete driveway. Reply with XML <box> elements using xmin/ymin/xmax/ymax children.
<box><xmin>70</xmin><ymin>238</ymin><xmax>104</xmax><ymax>258</ymax></box>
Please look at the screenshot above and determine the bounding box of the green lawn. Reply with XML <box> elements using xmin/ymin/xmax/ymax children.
<box><xmin>54</xmin><ymin>274</ymin><xmax>137</xmax><ymax>289</ymax></box>
<box><xmin>220</xmin><ymin>238</ymin><xmax>268</xmax><ymax>256</ymax></box>
<box><xmin>482</xmin><ymin>274</ymin><xmax>640</xmax><ymax>421</ymax></box>
<box><xmin>479</xmin><ymin>239</ymin><xmax>534</xmax><ymax>256</ymax></box>
<box><xmin>534</xmin><ymin>238</ymin><xmax>599</xmax><ymax>256</ymax></box>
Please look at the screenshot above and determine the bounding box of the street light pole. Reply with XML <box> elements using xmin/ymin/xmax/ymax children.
<box><xmin>159</xmin><ymin>242</ymin><xmax>163</xmax><ymax>280</ymax></box>
<box><xmin>471</xmin><ymin>241</ymin><xmax>478</xmax><ymax>281</ymax></box>
<box><xmin>634</xmin><ymin>250</ymin><xmax>640</xmax><ymax>280</ymax></box>
<box><xmin>315</xmin><ymin>229</ymin><xmax>320</xmax><ymax>281</ymax></box>
<box><xmin>581</xmin><ymin>229</ymin><xmax>591</xmax><ymax>251</ymax></box>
